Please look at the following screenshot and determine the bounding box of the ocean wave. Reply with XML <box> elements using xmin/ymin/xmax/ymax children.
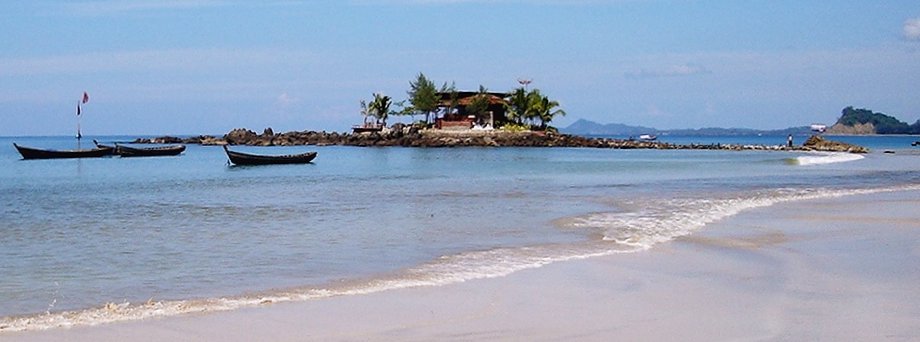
<box><xmin>789</xmin><ymin>152</ymin><xmax>865</xmax><ymax>166</ymax></box>
<box><xmin>564</xmin><ymin>185</ymin><xmax>919</xmax><ymax>250</ymax></box>
<box><xmin>2</xmin><ymin>184</ymin><xmax>918</xmax><ymax>333</ymax></box>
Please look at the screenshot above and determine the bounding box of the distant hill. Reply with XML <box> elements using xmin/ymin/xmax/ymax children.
<box><xmin>826</xmin><ymin>106</ymin><xmax>920</xmax><ymax>135</ymax></box>
<box><xmin>562</xmin><ymin>119</ymin><xmax>811</xmax><ymax>136</ymax></box>
<box><xmin>562</xmin><ymin>119</ymin><xmax>655</xmax><ymax>136</ymax></box>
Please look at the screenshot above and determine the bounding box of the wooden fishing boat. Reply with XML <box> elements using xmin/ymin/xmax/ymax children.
<box><xmin>13</xmin><ymin>143</ymin><xmax>114</xmax><ymax>160</ymax></box>
<box><xmin>223</xmin><ymin>145</ymin><xmax>317</xmax><ymax>166</ymax></box>
<box><xmin>94</xmin><ymin>140</ymin><xmax>185</xmax><ymax>157</ymax></box>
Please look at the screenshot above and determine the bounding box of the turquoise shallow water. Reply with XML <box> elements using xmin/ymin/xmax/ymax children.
<box><xmin>1</xmin><ymin>135</ymin><xmax>918</xmax><ymax>329</ymax></box>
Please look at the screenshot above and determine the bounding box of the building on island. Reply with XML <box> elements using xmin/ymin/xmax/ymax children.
<box><xmin>435</xmin><ymin>91</ymin><xmax>509</xmax><ymax>130</ymax></box>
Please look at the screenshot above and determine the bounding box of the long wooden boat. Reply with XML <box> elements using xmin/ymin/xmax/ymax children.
<box><xmin>94</xmin><ymin>140</ymin><xmax>185</xmax><ymax>157</ymax></box>
<box><xmin>223</xmin><ymin>145</ymin><xmax>317</xmax><ymax>166</ymax></box>
<box><xmin>352</xmin><ymin>126</ymin><xmax>383</xmax><ymax>134</ymax></box>
<box><xmin>13</xmin><ymin>143</ymin><xmax>114</xmax><ymax>160</ymax></box>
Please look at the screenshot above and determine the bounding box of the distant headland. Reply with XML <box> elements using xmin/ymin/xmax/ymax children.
<box><xmin>563</xmin><ymin>106</ymin><xmax>919</xmax><ymax>136</ymax></box>
<box><xmin>824</xmin><ymin>107</ymin><xmax>920</xmax><ymax>135</ymax></box>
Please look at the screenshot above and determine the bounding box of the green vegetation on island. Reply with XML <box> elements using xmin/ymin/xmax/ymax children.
<box><xmin>362</xmin><ymin>73</ymin><xmax>566</xmax><ymax>132</ymax></box>
<box><xmin>827</xmin><ymin>106</ymin><xmax>920</xmax><ymax>135</ymax></box>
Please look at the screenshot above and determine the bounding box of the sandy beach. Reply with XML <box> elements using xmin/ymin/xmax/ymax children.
<box><xmin>7</xmin><ymin>189</ymin><xmax>919</xmax><ymax>341</ymax></box>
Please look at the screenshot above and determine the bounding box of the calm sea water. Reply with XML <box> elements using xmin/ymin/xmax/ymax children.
<box><xmin>1</xmin><ymin>135</ymin><xmax>918</xmax><ymax>330</ymax></box>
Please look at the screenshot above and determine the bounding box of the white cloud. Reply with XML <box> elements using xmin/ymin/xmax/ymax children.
<box><xmin>276</xmin><ymin>92</ymin><xmax>298</xmax><ymax>106</ymax></box>
<box><xmin>905</xmin><ymin>18</ymin><xmax>920</xmax><ymax>41</ymax></box>
<box><xmin>624</xmin><ymin>63</ymin><xmax>711</xmax><ymax>79</ymax></box>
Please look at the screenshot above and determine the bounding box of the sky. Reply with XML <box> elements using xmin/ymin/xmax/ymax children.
<box><xmin>1</xmin><ymin>0</ymin><xmax>919</xmax><ymax>136</ymax></box>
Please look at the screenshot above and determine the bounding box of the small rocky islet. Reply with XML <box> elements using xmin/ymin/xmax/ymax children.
<box><xmin>133</xmin><ymin>126</ymin><xmax>869</xmax><ymax>153</ymax></box>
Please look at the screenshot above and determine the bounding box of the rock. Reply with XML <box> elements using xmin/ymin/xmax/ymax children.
<box><xmin>225</xmin><ymin>128</ymin><xmax>258</xmax><ymax>145</ymax></box>
<box><xmin>803</xmin><ymin>135</ymin><xmax>869</xmax><ymax>153</ymax></box>
<box><xmin>199</xmin><ymin>136</ymin><xmax>227</xmax><ymax>145</ymax></box>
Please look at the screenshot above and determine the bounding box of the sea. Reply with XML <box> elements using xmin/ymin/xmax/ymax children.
<box><xmin>1</xmin><ymin>134</ymin><xmax>918</xmax><ymax>331</ymax></box>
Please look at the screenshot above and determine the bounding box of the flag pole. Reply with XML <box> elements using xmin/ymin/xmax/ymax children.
<box><xmin>77</xmin><ymin>101</ymin><xmax>82</xmax><ymax>140</ymax></box>
<box><xmin>77</xmin><ymin>91</ymin><xmax>88</xmax><ymax>142</ymax></box>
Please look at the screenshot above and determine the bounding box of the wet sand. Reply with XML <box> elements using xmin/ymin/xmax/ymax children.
<box><xmin>7</xmin><ymin>190</ymin><xmax>920</xmax><ymax>341</ymax></box>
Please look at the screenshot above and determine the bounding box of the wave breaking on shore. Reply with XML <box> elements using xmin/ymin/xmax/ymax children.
<box><xmin>790</xmin><ymin>152</ymin><xmax>866</xmax><ymax>166</ymax></box>
<box><xmin>2</xmin><ymin>184</ymin><xmax>917</xmax><ymax>333</ymax></box>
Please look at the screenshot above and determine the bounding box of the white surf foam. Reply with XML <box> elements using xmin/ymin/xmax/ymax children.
<box><xmin>2</xmin><ymin>184</ymin><xmax>918</xmax><ymax>333</ymax></box>
<box><xmin>564</xmin><ymin>186</ymin><xmax>920</xmax><ymax>251</ymax></box>
<box><xmin>793</xmin><ymin>152</ymin><xmax>865</xmax><ymax>166</ymax></box>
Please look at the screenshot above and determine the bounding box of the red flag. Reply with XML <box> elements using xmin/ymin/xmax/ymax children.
<box><xmin>77</xmin><ymin>104</ymin><xmax>82</xmax><ymax>116</ymax></box>
<box><xmin>82</xmin><ymin>92</ymin><xmax>89</xmax><ymax>104</ymax></box>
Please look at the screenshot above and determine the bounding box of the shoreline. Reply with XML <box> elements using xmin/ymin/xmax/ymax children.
<box><xmin>4</xmin><ymin>187</ymin><xmax>918</xmax><ymax>340</ymax></box>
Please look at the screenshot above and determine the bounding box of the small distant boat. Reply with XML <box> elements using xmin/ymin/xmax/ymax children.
<box><xmin>13</xmin><ymin>143</ymin><xmax>114</xmax><ymax>160</ymax></box>
<box><xmin>352</xmin><ymin>125</ymin><xmax>383</xmax><ymax>134</ymax></box>
<box><xmin>223</xmin><ymin>145</ymin><xmax>317</xmax><ymax>166</ymax></box>
<box><xmin>94</xmin><ymin>140</ymin><xmax>185</xmax><ymax>157</ymax></box>
<box><xmin>638</xmin><ymin>134</ymin><xmax>657</xmax><ymax>141</ymax></box>
<box><xmin>912</xmin><ymin>141</ymin><xmax>919</xmax><ymax>147</ymax></box>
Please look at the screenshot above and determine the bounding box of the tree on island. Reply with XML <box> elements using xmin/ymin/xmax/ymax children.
<box><xmin>440</xmin><ymin>81</ymin><xmax>459</xmax><ymax>119</ymax></box>
<box><xmin>465</xmin><ymin>85</ymin><xmax>492</xmax><ymax>121</ymax></box>
<box><xmin>836</xmin><ymin>106</ymin><xmax>920</xmax><ymax>134</ymax></box>
<box><xmin>503</xmin><ymin>86</ymin><xmax>566</xmax><ymax>131</ymax></box>
<box><xmin>505</xmin><ymin>87</ymin><xmax>529</xmax><ymax>126</ymax></box>
<box><xmin>360</xmin><ymin>93</ymin><xmax>393</xmax><ymax>127</ymax></box>
<box><xmin>399</xmin><ymin>73</ymin><xmax>567</xmax><ymax>131</ymax></box>
<box><xmin>528</xmin><ymin>89</ymin><xmax>566</xmax><ymax>130</ymax></box>
<box><xmin>407</xmin><ymin>73</ymin><xmax>440</xmax><ymax>125</ymax></box>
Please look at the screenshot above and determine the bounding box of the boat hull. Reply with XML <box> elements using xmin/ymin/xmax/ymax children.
<box><xmin>13</xmin><ymin>143</ymin><xmax>114</xmax><ymax>160</ymax></box>
<box><xmin>223</xmin><ymin>146</ymin><xmax>317</xmax><ymax>166</ymax></box>
<box><xmin>94</xmin><ymin>140</ymin><xmax>185</xmax><ymax>157</ymax></box>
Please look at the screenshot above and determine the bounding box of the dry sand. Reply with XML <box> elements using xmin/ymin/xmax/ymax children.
<box><xmin>7</xmin><ymin>190</ymin><xmax>920</xmax><ymax>341</ymax></box>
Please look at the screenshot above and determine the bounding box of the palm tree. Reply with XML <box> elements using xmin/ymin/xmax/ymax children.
<box><xmin>368</xmin><ymin>93</ymin><xmax>392</xmax><ymax>127</ymax></box>
<box><xmin>359</xmin><ymin>100</ymin><xmax>371</xmax><ymax>125</ymax></box>
<box><xmin>505</xmin><ymin>87</ymin><xmax>528</xmax><ymax>125</ymax></box>
<box><xmin>534</xmin><ymin>95</ymin><xmax>566</xmax><ymax>130</ymax></box>
<box><xmin>524</xmin><ymin>89</ymin><xmax>545</xmax><ymax>127</ymax></box>
<box><xmin>441</xmin><ymin>81</ymin><xmax>459</xmax><ymax>119</ymax></box>
<box><xmin>505</xmin><ymin>87</ymin><xmax>566</xmax><ymax>130</ymax></box>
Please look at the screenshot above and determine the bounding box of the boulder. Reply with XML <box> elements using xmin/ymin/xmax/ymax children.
<box><xmin>803</xmin><ymin>135</ymin><xmax>869</xmax><ymax>153</ymax></box>
<box><xmin>224</xmin><ymin>128</ymin><xmax>258</xmax><ymax>145</ymax></box>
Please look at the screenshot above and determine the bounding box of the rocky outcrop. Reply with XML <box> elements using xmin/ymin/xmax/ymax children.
<box><xmin>802</xmin><ymin>135</ymin><xmax>869</xmax><ymax>153</ymax></box>
<box><xmin>133</xmin><ymin>128</ymin><xmax>869</xmax><ymax>153</ymax></box>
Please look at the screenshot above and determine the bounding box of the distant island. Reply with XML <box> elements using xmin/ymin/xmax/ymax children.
<box><xmin>563</xmin><ymin>106</ymin><xmax>919</xmax><ymax>136</ymax></box>
<box><xmin>825</xmin><ymin>107</ymin><xmax>920</xmax><ymax>135</ymax></box>
<box><xmin>561</xmin><ymin>119</ymin><xmax>812</xmax><ymax>137</ymax></box>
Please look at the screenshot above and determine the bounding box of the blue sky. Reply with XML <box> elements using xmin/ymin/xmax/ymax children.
<box><xmin>1</xmin><ymin>0</ymin><xmax>919</xmax><ymax>136</ymax></box>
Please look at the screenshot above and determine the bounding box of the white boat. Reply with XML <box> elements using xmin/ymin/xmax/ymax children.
<box><xmin>810</xmin><ymin>124</ymin><xmax>827</xmax><ymax>133</ymax></box>
<box><xmin>638</xmin><ymin>134</ymin><xmax>657</xmax><ymax>141</ymax></box>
